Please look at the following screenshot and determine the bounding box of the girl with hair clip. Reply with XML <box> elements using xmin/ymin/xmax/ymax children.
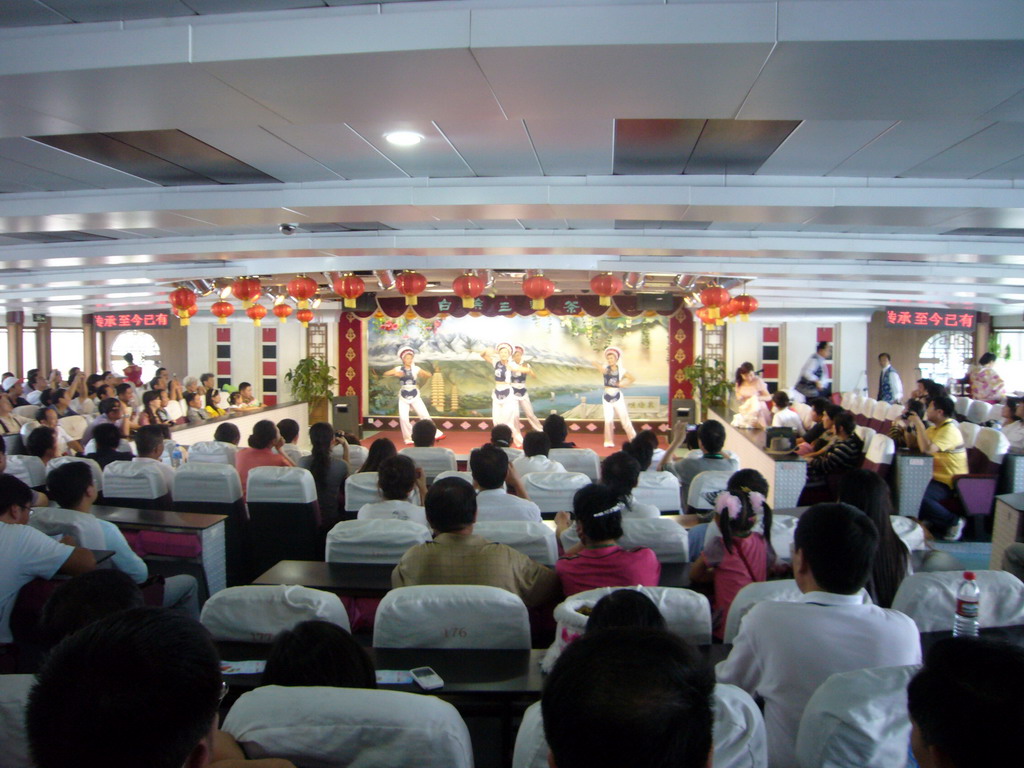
<box><xmin>689</xmin><ymin>469</ymin><xmax>776</xmax><ymax>640</ymax></box>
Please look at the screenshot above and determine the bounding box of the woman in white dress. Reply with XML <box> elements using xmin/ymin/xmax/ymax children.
<box><xmin>594</xmin><ymin>346</ymin><xmax>636</xmax><ymax>448</ymax></box>
<box><xmin>732</xmin><ymin>362</ymin><xmax>771</xmax><ymax>429</ymax></box>
<box><xmin>383</xmin><ymin>347</ymin><xmax>443</xmax><ymax>445</ymax></box>
<box><xmin>511</xmin><ymin>345</ymin><xmax>543</xmax><ymax>432</ymax></box>
<box><xmin>480</xmin><ymin>342</ymin><xmax>521</xmax><ymax>447</ymax></box>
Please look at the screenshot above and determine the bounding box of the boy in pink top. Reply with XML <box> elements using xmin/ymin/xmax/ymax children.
<box><xmin>554</xmin><ymin>483</ymin><xmax>660</xmax><ymax>596</ymax></box>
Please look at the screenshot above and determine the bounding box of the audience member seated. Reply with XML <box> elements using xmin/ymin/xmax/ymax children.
<box><xmin>357</xmin><ymin>455</ymin><xmax>428</xmax><ymax>527</ymax></box>
<box><xmin>277</xmin><ymin>418</ymin><xmax>305</xmax><ymax>465</ymax></box>
<box><xmin>804</xmin><ymin>410</ymin><xmax>862</xmax><ymax>481</ymax></box>
<box><xmin>0</xmin><ymin>392</ymin><xmax>30</xmax><ymax>434</ymax></box>
<box><xmin>25</xmin><ymin>426</ymin><xmax>60</xmax><ymax>467</ymax></box>
<box><xmin>205</xmin><ymin>387</ymin><xmax>227</xmax><ymax>417</ymax></box>
<box><xmin>513</xmin><ymin>431</ymin><xmax>566</xmax><ymax>476</ymax></box>
<box><xmin>185</xmin><ymin>391</ymin><xmax>207</xmax><ymax>423</ymax></box>
<box><xmin>0</xmin><ymin>475</ymin><xmax>95</xmax><ymax>652</ymax></box>
<box><xmin>908</xmin><ymin>637</ymin><xmax>1024</xmax><ymax>768</ymax></box>
<box><xmin>585</xmin><ymin>588</ymin><xmax>667</xmax><ymax>633</ymax></box>
<box><xmin>795</xmin><ymin>397</ymin><xmax>830</xmax><ymax>449</ymax></box>
<box><xmin>40</xmin><ymin>387</ymin><xmax>77</xmax><ymax>418</ymax></box>
<box><xmin>214</xmin><ymin>421</ymin><xmax>241</xmax><ymax>446</ymax></box>
<box><xmin>399</xmin><ymin>420</ymin><xmax>456</xmax><ymax>477</ymax></box>
<box><xmin>470</xmin><ymin>444</ymin><xmax>542</xmax><ymax>523</ymax></box>
<box><xmin>906</xmin><ymin>395</ymin><xmax>968</xmax><ymax>541</ymax></box>
<box><xmin>542</xmin><ymin>628</ymin><xmax>714</xmax><ymax>768</ymax></box>
<box><xmin>553</xmin><ymin>483</ymin><xmax>660</xmax><ymax>596</ymax></box>
<box><xmin>633</xmin><ymin>430</ymin><xmax>665</xmax><ymax>469</ymax></box>
<box><xmin>81</xmin><ymin>398</ymin><xmax>130</xmax><ymax>446</ymax></box>
<box><xmin>660</xmin><ymin>420</ymin><xmax>739</xmax><ymax>504</ymax></box>
<box><xmin>689</xmin><ymin>473</ymin><xmax>775</xmax><ymax>640</ymax></box>
<box><xmin>888</xmin><ymin>398</ymin><xmax>925</xmax><ymax>449</ymax></box>
<box><xmin>716</xmin><ymin>502</ymin><xmax>921</xmax><ymax>767</ymax></box>
<box><xmin>132</xmin><ymin>425</ymin><xmax>176</xmax><ymax>490</ymax></box>
<box><xmin>489</xmin><ymin>423</ymin><xmax>517</xmax><ymax>451</ymax></box>
<box><xmin>38</xmin><ymin>569</ymin><xmax>143</xmax><ymax>648</ymax></box>
<box><xmin>261</xmin><ymin>619</ymin><xmax>377</xmax><ymax>690</ymax></box>
<box><xmin>236</xmin><ymin>420</ymin><xmax>294</xmax><ymax>496</ymax></box>
<box><xmin>621</xmin><ymin>433</ymin><xmax>655</xmax><ymax>473</ymax></box>
<box><xmin>837</xmin><ymin>469</ymin><xmax>911</xmax><ymax>609</ymax></box>
<box><xmin>238</xmin><ymin>381</ymin><xmax>262</xmax><ymax>409</ymax></box>
<box><xmin>200</xmin><ymin>372</ymin><xmax>216</xmax><ymax>393</ymax></box>
<box><xmin>297</xmin><ymin>422</ymin><xmax>349</xmax><ymax>527</ymax></box>
<box><xmin>770</xmin><ymin>391</ymin><xmax>805</xmax><ymax>437</ymax></box>
<box><xmin>600</xmin><ymin>451</ymin><xmax>660</xmax><ymax>518</ymax></box>
<box><xmin>23</xmin><ymin>369</ymin><xmax>47</xmax><ymax>406</ymax></box>
<box><xmin>543</xmin><ymin>413</ymin><xmax>576</xmax><ymax>449</ymax></box>
<box><xmin>137</xmin><ymin>390</ymin><xmax>171</xmax><ymax>428</ymax></box>
<box><xmin>1002</xmin><ymin>396</ymin><xmax>1024</xmax><ymax>453</ymax></box>
<box><xmin>84</xmin><ymin>422</ymin><xmax>133</xmax><ymax>468</ymax></box>
<box><xmin>36</xmin><ymin>407</ymin><xmax>81</xmax><ymax>456</ymax></box>
<box><xmin>358</xmin><ymin>436</ymin><xmax>398</xmax><ymax>473</ymax></box>
<box><xmin>392</xmin><ymin>476</ymin><xmax>559</xmax><ymax>608</ymax></box>
<box><xmin>46</xmin><ymin>462</ymin><xmax>199</xmax><ymax>619</ymax></box>
<box><xmin>227</xmin><ymin>391</ymin><xmax>244</xmax><ymax>410</ymax></box>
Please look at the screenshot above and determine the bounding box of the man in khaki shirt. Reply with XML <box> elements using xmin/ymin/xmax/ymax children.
<box><xmin>392</xmin><ymin>476</ymin><xmax>560</xmax><ymax>608</ymax></box>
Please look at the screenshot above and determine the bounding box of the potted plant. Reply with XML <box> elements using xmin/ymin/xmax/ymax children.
<box><xmin>285</xmin><ymin>356</ymin><xmax>337</xmax><ymax>425</ymax></box>
<box><xmin>682</xmin><ymin>356</ymin><xmax>732</xmax><ymax>420</ymax></box>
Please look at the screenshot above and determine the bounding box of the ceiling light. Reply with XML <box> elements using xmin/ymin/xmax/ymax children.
<box><xmin>384</xmin><ymin>131</ymin><xmax>423</xmax><ymax>147</ymax></box>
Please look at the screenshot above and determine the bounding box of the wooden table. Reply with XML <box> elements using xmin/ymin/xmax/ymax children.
<box><xmin>254</xmin><ymin>560</ymin><xmax>394</xmax><ymax>598</ymax></box>
<box><xmin>992</xmin><ymin>493</ymin><xmax>1024</xmax><ymax>570</ymax></box>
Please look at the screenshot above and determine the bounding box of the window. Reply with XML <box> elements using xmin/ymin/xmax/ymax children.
<box><xmin>51</xmin><ymin>329</ymin><xmax>85</xmax><ymax>376</ymax></box>
<box><xmin>991</xmin><ymin>331</ymin><xmax>1024</xmax><ymax>394</ymax></box>
<box><xmin>110</xmin><ymin>331</ymin><xmax>162</xmax><ymax>384</ymax></box>
<box><xmin>918</xmin><ymin>331</ymin><xmax>973</xmax><ymax>387</ymax></box>
<box><xmin>21</xmin><ymin>329</ymin><xmax>36</xmax><ymax>373</ymax></box>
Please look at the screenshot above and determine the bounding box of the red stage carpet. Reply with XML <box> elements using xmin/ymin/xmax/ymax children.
<box><xmin>360</xmin><ymin>428</ymin><xmax>632</xmax><ymax>459</ymax></box>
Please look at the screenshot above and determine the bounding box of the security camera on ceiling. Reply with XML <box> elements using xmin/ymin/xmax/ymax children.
<box><xmin>279</xmin><ymin>223</ymin><xmax>299</xmax><ymax>235</ymax></box>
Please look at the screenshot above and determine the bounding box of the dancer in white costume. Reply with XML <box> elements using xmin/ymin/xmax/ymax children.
<box><xmin>480</xmin><ymin>342</ymin><xmax>522</xmax><ymax>447</ymax></box>
<box><xmin>383</xmin><ymin>347</ymin><xmax>444</xmax><ymax>444</ymax></box>
<box><xmin>595</xmin><ymin>346</ymin><xmax>636</xmax><ymax>447</ymax></box>
<box><xmin>511</xmin><ymin>345</ymin><xmax>544</xmax><ymax>432</ymax></box>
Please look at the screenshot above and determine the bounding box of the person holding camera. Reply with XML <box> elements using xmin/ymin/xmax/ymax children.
<box><xmin>891</xmin><ymin>399</ymin><xmax>925</xmax><ymax>449</ymax></box>
<box><xmin>906</xmin><ymin>395</ymin><xmax>968</xmax><ymax>541</ymax></box>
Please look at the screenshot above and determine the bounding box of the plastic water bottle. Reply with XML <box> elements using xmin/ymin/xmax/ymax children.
<box><xmin>171</xmin><ymin>447</ymin><xmax>182</xmax><ymax>469</ymax></box>
<box><xmin>953</xmin><ymin>571</ymin><xmax>980</xmax><ymax>637</ymax></box>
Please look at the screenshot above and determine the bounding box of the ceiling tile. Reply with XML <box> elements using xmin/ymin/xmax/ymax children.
<box><xmin>613</xmin><ymin>119</ymin><xmax>704</xmax><ymax>175</ymax></box>
<box><xmin>0</xmin><ymin>137</ymin><xmax>158</xmax><ymax>189</ymax></box>
<box><xmin>756</xmin><ymin>120</ymin><xmax>895</xmax><ymax>176</ymax></box>
<box><xmin>685</xmin><ymin>120</ymin><xmax>801</xmax><ymax>175</ymax></box>
<box><xmin>266</xmin><ymin>123</ymin><xmax>408</xmax><ymax>179</ymax></box>
<box><xmin>827</xmin><ymin>120</ymin><xmax>994</xmax><ymax>177</ymax></box>
<box><xmin>901</xmin><ymin>122</ymin><xmax>1024</xmax><ymax>178</ymax></box>
<box><xmin>41</xmin><ymin>0</ymin><xmax>194</xmax><ymax>23</ymax></box>
<box><xmin>435</xmin><ymin>119</ymin><xmax>542</xmax><ymax>177</ymax></box>
<box><xmin>345</xmin><ymin>121</ymin><xmax>472</xmax><ymax>178</ymax></box>
<box><xmin>525</xmin><ymin>118</ymin><xmax>613</xmax><ymax>176</ymax></box>
<box><xmin>183</xmin><ymin>126</ymin><xmax>345</xmax><ymax>183</ymax></box>
<box><xmin>0</xmin><ymin>0</ymin><xmax>71</xmax><ymax>27</ymax></box>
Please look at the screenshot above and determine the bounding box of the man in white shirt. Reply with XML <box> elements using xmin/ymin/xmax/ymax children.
<box><xmin>357</xmin><ymin>454</ymin><xmax>429</xmax><ymax>527</ymax></box>
<box><xmin>795</xmin><ymin>340</ymin><xmax>832</xmax><ymax>399</ymax></box>
<box><xmin>277</xmin><ymin>417</ymin><xmax>307</xmax><ymax>465</ymax></box>
<box><xmin>132</xmin><ymin>425</ymin><xmax>177</xmax><ymax>492</ymax></box>
<box><xmin>512</xmin><ymin>431</ymin><xmax>566</xmax><ymax>476</ymax></box>
<box><xmin>399</xmin><ymin>420</ymin><xmax>456</xmax><ymax>480</ymax></box>
<box><xmin>770</xmin><ymin>391</ymin><xmax>805</xmax><ymax>437</ymax></box>
<box><xmin>876</xmin><ymin>352</ymin><xmax>904</xmax><ymax>404</ymax></box>
<box><xmin>471</xmin><ymin>444</ymin><xmax>542</xmax><ymax>522</ymax></box>
<box><xmin>716</xmin><ymin>502</ymin><xmax>921</xmax><ymax>768</ymax></box>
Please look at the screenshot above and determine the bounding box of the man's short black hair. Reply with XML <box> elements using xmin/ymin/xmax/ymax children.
<box><xmin>978</xmin><ymin>352</ymin><xmax>997</xmax><ymax>366</ymax></box>
<box><xmin>410</xmin><ymin>419</ymin><xmax>437</xmax><ymax>447</ymax></box>
<box><xmin>817</xmin><ymin>340</ymin><xmax>831</xmax><ymax>352</ymax></box>
<box><xmin>490</xmin><ymin>423</ymin><xmax>513</xmax><ymax>447</ymax></box>
<box><xmin>26</xmin><ymin>426</ymin><xmax>56</xmax><ymax>458</ymax></box>
<box><xmin>134</xmin><ymin>425</ymin><xmax>164</xmax><ymax>458</ymax></box>
<box><xmin>26</xmin><ymin>608</ymin><xmax>221</xmax><ymax>768</ymax></box>
<box><xmin>793</xmin><ymin>502</ymin><xmax>878</xmax><ymax>594</ymax></box>
<box><xmin>91</xmin><ymin>422</ymin><xmax>123</xmax><ymax>451</ymax></box>
<box><xmin>425</xmin><ymin>476</ymin><xmax>477</xmax><ymax>533</ymax></box>
<box><xmin>832</xmin><ymin>410</ymin><xmax>856</xmax><ymax>437</ymax></box>
<box><xmin>277</xmin><ymin>418</ymin><xmax>300</xmax><ymax>443</ymax></box>
<box><xmin>543</xmin><ymin>628</ymin><xmax>714</xmax><ymax>768</ymax></box>
<box><xmin>39</xmin><ymin>570</ymin><xmax>143</xmax><ymax>648</ymax></box>
<box><xmin>600</xmin><ymin>451</ymin><xmax>642</xmax><ymax>500</ymax></box>
<box><xmin>543</xmin><ymin>413</ymin><xmax>569</xmax><ymax>445</ymax></box>
<box><xmin>696</xmin><ymin>420</ymin><xmax>726</xmax><ymax>454</ymax></box>
<box><xmin>810</xmin><ymin>397</ymin><xmax>830</xmax><ymax>416</ymax></box>
<box><xmin>522</xmin><ymin>430</ymin><xmax>550</xmax><ymax>458</ymax></box>
<box><xmin>115</xmin><ymin>382</ymin><xmax>132</xmax><ymax>397</ymax></box>
<box><xmin>0</xmin><ymin>474</ymin><xmax>33</xmax><ymax>515</ymax></box>
<box><xmin>878</xmin><ymin>352</ymin><xmax>891</xmax><ymax>362</ymax></box>
<box><xmin>929</xmin><ymin>394</ymin><xmax>955</xmax><ymax>420</ymax></box>
<box><xmin>908</xmin><ymin>637</ymin><xmax>1024</xmax><ymax>768</ymax></box>
<box><xmin>469</xmin><ymin>444</ymin><xmax>509</xmax><ymax>490</ymax></box>
<box><xmin>47</xmin><ymin>461</ymin><xmax>93</xmax><ymax>509</ymax></box>
<box><xmin>200</xmin><ymin>373</ymin><xmax>215</xmax><ymax>385</ymax></box>
<box><xmin>98</xmin><ymin>397</ymin><xmax>121</xmax><ymax>416</ymax></box>
<box><xmin>824</xmin><ymin>403</ymin><xmax>843</xmax><ymax>420</ymax></box>
<box><xmin>213</xmin><ymin>422</ymin><xmax>240</xmax><ymax>445</ymax></box>
<box><xmin>378</xmin><ymin>455</ymin><xmax>417</xmax><ymax>501</ymax></box>
<box><xmin>771</xmin><ymin>390</ymin><xmax>790</xmax><ymax>409</ymax></box>
<box><xmin>239</xmin><ymin>381</ymin><xmax>252</xmax><ymax>391</ymax></box>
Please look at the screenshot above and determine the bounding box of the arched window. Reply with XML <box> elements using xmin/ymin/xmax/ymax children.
<box><xmin>111</xmin><ymin>331</ymin><xmax>162</xmax><ymax>384</ymax></box>
<box><xmin>918</xmin><ymin>331</ymin><xmax>973</xmax><ymax>387</ymax></box>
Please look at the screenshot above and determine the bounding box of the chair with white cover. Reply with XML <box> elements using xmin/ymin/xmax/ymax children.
<box><xmin>101</xmin><ymin>460</ymin><xmax>170</xmax><ymax>509</ymax></box>
<box><xmin>792</xmin><ymin>401</ymin><xmax>813</xmax><ymax>430</ymax></box>
<box><xmin>343</xmin><ymin>472</ymin><xmax>382</xmax><ymax>513</ymax></box>
<box><xmin>325</xmin><ymin>519</ymin><xmax>431</xmax><ymax>564</ymax></box>
<box><xmin>2</xmin><ymin>433</ymin><xmax>23</xmax><ymax>456</ymax></box>
<box><xmin>723</xmin><ymin>580</ymin><xmax>873</xmax><ymax>643</ymax></box>
<box><xmin>247</xmin><ymin>466</ymin><xmax>321</xmax><ymax>572</ymax></box>
<box><xmin>188</xmin><ymin>440</ymin><xmax>238</xmax><ymax>466</ymax></box>
<box><xmin>46</xmin><ymin>455</ymin><xmax>103</xmax><ymax>491</ymax></box>
<box><xmin>222</xmin><ymin>685</ymin><xmax>473</xmax><ymax>768</ymax></box>
<box><xmin>523</xmin><ymin>471</ymin><xmax>590</xmax><ymax>515</ymax></box>
<box><xmin>886</xmin><ymin>403</ymin><xmax>904</xmax><ymax>422</ymax></box>
<box><xmin>18</xmin><ymin>420</ymin><xmax>39</xmax><ymax>440</ymax></box>
<box><xmin>958</xmin><ymin>421</ymin><xmax>980</xmax><ymax>449</ymax></box>
<box><xmin>398</xmin><ymin>446</ymin><xmax>457</xmax><ymax>482</ymax></box>
<box><xmin>163</xmin><ymin>399</ymin><xmax>184</xmax><ymax>422</ymax></box>
<box><xmin>500</xmin><ymin>445</ymin><xmax>525</xmax><ymax>462</ymax></box>
<box><xmin>12</xmin><ymin>405</ymin><xmax>37</xmax><ymax>418</ymax></box>
<box><xmin>559</xmin><ymin>517</ymin><xmax>689</xmax><ymax>564</ymax></box>
<box><xmin>374</xmin><ymin>585</ymin><xmax>531</xmax><ymax>649</ymax></box>
<box><xmin>967</xmin><ymin>398</ymin><xmax>992</xmax><ymax>425</ymax></box>
<box><xmin>342</xmin><ymin>442</ymin><xmax>367</xmax><ymax>468</ymax></box>
<box><xmin>173</xmin><ymin>462</ymin><xmax>251</xmax><ymax>585</ymax></box>
<box><xmin>954</xmin><ymin>396</ymin><xmax>970</xmax><ymax>418</ymax></box>
<box><xmin>890</xmin><ymin>570</ymin><xmax>1024</xmax><ymax>632</ymax></box>
<box><xmin>988</xmin><ymin>402</ymin><xmax>1004</xmax><ymax>423</ymax></box>
<box><xmin>795</xmin><ymin>664</ymin><xmax>920</xmax><ymax>768</ymax></box>
<box><xmin>513</xmin><ymin>684</ymin><xmax>767</xmax><ymax>768</ymax></box>
<box><xmin>473</xmin><ymin>520</ymin><xmax>558</xmax><ymax>566</ymax></box>
<box><xmin>434</xmin><ymin>469</ymin><xmax>476</xmax><ymax>484</ymax></box>
<box><xmin>951</xmin><ymin>426</ymin><xmax>1010</xmax><ymax>537</ymax></box>
<box><xmin>856</xmin><ymin>398</ymin><xmax>876</xmax><ymax>426</ymax></box>
<box><xmin>847</xmin><ymin>394</ymin><xmax>862</xmax><ymax>414</ymax></box>
<box><xmin>869</xmin><ymin>400</ymin><xmax>891</xmax><ymax>432</ymax></box>
<box><xmin>840</xmin><ymin>392</ymin><xmax>854</xmax><ymax>410</ymax></box>
<box><xmin>6</xmin><ymin>455</ymin><xmax>46</xmax><ymax>487</ymax></box>
<box><xmin>200</xmin><ymin>585</ymin><xmax>349</xmax><ymax>643</ymax></box>
<box><xmin>549</xmin><ymin>448</ymin><xmax>601</xmax><ymax>481</ymax></box>
<box><xmin>891</xmin><ymin>515</ymin><xmax>927</xmax><ymax>551</ymax></box>
<box><xmin>28</xmin><ymin>506</ymin><xmax>106</xmax><ymax>549</ymax></box>
<box><xmin>83</xmin><ymin>437</ymin><xmax>133</xmax><ymax>455</ymax></box>
<box><xmin>854</xmin><ymin>425</ymin><xmax>876</xmax><ymax>453</ymax></box>
<box><xmin>862</xmin><ymin>433</ymin><xmax>896</xmax><ymax>480</ymax></box>
<box><xmin>57</xmin><ymin>414</ymin><xmax>88</xmax><ymax>440</ymax></box>
<box><xmin>634</xmin><ymin>470</ymin><xmax>683</xmax><ymax>512</ymax></box>
<box><xmin>687</xmin><ymin>470</ymin><xmax>734</xmax><ymax>513</ymax></box>
<box><xmin>0</xmin><ymin>675</ymin><xmax>34</xmax><ymax>768</ymax></box>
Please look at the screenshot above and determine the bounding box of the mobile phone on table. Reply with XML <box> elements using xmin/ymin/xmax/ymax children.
<box><xmin>410</xmin><ymin>666</ymin><xmax>444</xmax><ymax>690</ymax></box>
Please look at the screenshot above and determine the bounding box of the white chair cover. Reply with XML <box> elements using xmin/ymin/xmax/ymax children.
<box><xmin>988</xmin><ymin>402</ymin><xmax>1004</xmax><ymax>423</ymax></box>
<box><xmin>11</xmin><ymin>405</ymin><xmax>37</xmax><ymax>418</ymax></box>
<box><xmin>46</xmin><ymin>455</ymin><xmax>104</xmax><ymax>491</ymax></box>
<box><xmin>200</xmin><ymin>585</ymin><xmax>349</xmax><ymax>642</ymax></box>
<box><xmin>398</xmin><ymin>446</ymin><xmax>457</xmax><ymax>480</ymax></box>
<box><xmin>840</xmin><ymin>392</ymin><xmax>854</xmax><ymax>410</ymax></box>
<box><xmin>57</xmin><ymin>414</ymin><xmax>88</xmax><ymax>440</ymax></box>
<box><xmin>723</xmin><ymin>580</ymin><xmax>872</xmax><ymax>643</ymax></box>
<box><xmin>967</xmin><ymin>398</ymin><xmax>993</xmax><ymax>424</ymax></box>
<box><xmin>865</xmin><ymin>433</ymin><xmax>896</xmax><ymax>468</ymax></box>
<box><xmin>222</xmin><ymin>685</ymin><xmax>473</xmax><ymax>768</ymax></box>
<box><xmin>974</xmin><ymin>426</ymin><xmax>1009</xmax><ymax>466</ymax></box>
<box><xmin>342</xmin><ymin>443</ymin><xmax>368</xmax><ymax>467</ymax></box>
<box><xmin>634</xmin><ymin>470</ymin><xmax>683</xmax><ymax>512</ymax></box>
<box><xmin>0</xmin><ymin>675</ymin><xmax>34</xmax><ymax>768</ymax></box>
<box><xmin>188</xmin><ymin>440</ymin><xmax>238</xmax><ymax>465</ymax></box>
<box><xmin>885</xmin><ymin>403</ymin><xmax>904</xmax><ymax>421</ymax></box>
<box><xmin>325</xmin><ymin>519</ymin><xmax>431</xmax><ymax>564</ymax></box>
<box><xmin>796</xmin><ymin>664</ymin><xmax>920</xmax><ymax>768</ymax></box>
<box><xmin>792</xmin><ymin>401</ymin><xmax>813</xmax><ymax>430</ymax></box>
<box><xmin>501</xmin><ymin>446</ymin><xmax>525</xmax><ymax>462</ymax></box>
<box><xmin>2</xmin><ymin>434</ymin><xmax>22</xmax><ymax>456</ymax></box>
<box><xmin>83</xmin><ymin>437</ymin><xmax>133</xmax><ymax>455</ymax></box>
<box><xmin>854</xmin><ymin>425</ymin><xmax>876</xmax><ymax>452</ymax></box>
<box><xmin>18</xmin><ymin>420</ymin><xmax>39</xmax><ymax>440</ymax></box>
<box><xmin>687</xmin><ymin>470</ymin><xmax>734</xmax><ymax>510</ymax></box>
<box><xmin>434</xmin><ymin>469</ymin><xmax>475</xmax><ymax>485</ymax></box>
<box><xmin>247</xmin><ymin>466</ymin><xmax>317</xmax><ymax>504</ymax></box>
<box><xmin>548</xmin><ymin>448</ymin><xmax>601</xmax><ymax>481</ymax></box>
<box><xmin>523</xmin><ymin>471</ymin><xmax>590</xmax><ymax>514</ymax></box>
<box><xmin>891</xmin><ymin>515</ymin><xmax>927</xmax><ymax>551</ymax></box>
<box><xmin>6</xmin><ymin>454</ymin><xmax>47</xmax><ymax>487</ymax></box>
<box><xmin>173</xmin><ymin>462</ymin><xmax>242</xmax><ymax>503</ymax></box>
<box><xmin>28</xmin><ymin>506</ymin><xmax>106</xmax><ymax>549</ymax></box>
<box><xmin>957</xmin><ymin>421</ymin><xmax>980</xmax><ymax>450</ymax></box>
<box><xmin>860</xmin><ymin>398</ymin><xmax>877</xmax><ymax>417</ymax></box>
<box><xmin>954</xmin><ymin>396</ymin><xmax>971</xmax><ymax>417</ymax></box>
<box><xmin>542</xmin><ymin>586</ymin><xmax>712</xmax><ymax>671</ymax></box>
<box><xmin>870</xmin><ymin>400</ymin><xmax>891</xmax><ymax>423</ymax></box>
<box><xmin>164</xmin><ymin>399</ymin><xmax>184</xmax><ymax>421</ymax></box>
<box><xmin>473</xmin><ymin>520</ymin><xmax>559</xmax><ymax>566</ymax></box>
<box><xmin>559</xmin><ymin>517</ymin><xmax>689</xmax><ymax>563</ymax></box>
<box><xmin>102</xmin><ymin>460</ymin><xmax>168</xmax><ymax>500</ymax></box>
<box><xmin>890</xmin><ymin>570</ymin><xmax>1024</xmax><ymax>632</ymax></box>
<box><xmin>768</xmin><ymin>514</ymin><xmax>798</xmax><ymax>563</ymax></box>
<box><xmin>374</xmin><ymin>585</ymin><xmax>531</xmax><ymax>649</ymax></box>
<box><xmin>344</xmin><ymin>472</ymin><xmax>382</xmax><ymax>512</ymax></box>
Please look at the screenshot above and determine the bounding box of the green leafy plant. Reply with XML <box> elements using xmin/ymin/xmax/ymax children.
<box><xmin>285</xmin><ymin>357</ymin><xmax>337</xmax><ymax>418</ymax></box>
<box><xmin>682</xmin><ymin>356</ymin><xmax>732</xmax><ymax>419</ymax></box>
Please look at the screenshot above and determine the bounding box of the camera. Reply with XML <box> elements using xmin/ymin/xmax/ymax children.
<box><xmin>278</xmin><ymin>223</ymin><xmax>299</xmax><ymax>235</ymax></box>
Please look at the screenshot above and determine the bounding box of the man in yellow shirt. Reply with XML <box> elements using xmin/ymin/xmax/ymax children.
<box><xmin>907</xmin><ymin>395</ymin><xmax>968</xmax><ymax>541</ymax></box>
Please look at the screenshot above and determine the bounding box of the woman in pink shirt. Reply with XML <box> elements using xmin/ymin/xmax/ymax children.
<box><xmin>234</xmin><ymin>419</ymin><xmax>294</xmax><ymax>497</ymax></box>
<box><xmin>554</xmin><ymin>484</ymin><xmax>660</xmax><ymax>596</ymax></box>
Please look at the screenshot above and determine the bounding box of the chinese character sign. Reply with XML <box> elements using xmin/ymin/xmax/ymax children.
<box><xmin>93</xmin><ymin>310</ymin><xmax>172</xmax><ymax>329</ymax></box>
<box><xmin>885</xmin><ymin>307</ymin><xmax>976</xmax><ymax>329</ymax></box>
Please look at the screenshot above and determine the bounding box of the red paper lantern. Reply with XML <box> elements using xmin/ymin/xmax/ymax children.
<box><xmin>699</xmin><ymin>285</ymin><xmax>731</xmax><ymax>319</ymax></box>
<box><xmin>231</xmin><ymin>278</ymin><xmax>261</xmax><ymax>308</ymax></box>
<box><xmin>695</xmin><ymin>307</ymin><xmax>716</xmax><ymax>326</ymax></box>
<box><xmin>169</xmin><ymin>287</ymin><xmax>197</xmax><ymax>326</ymax></box>
<box><xmin>394</xmin><ymin>271</ymin><xmax>427</xmax><ymax>306</ymax></box>
<box><xmin>452</xmin><ymin>273</ymin><xmax>485</xmax><ymax>309</ymax></box>
<box><xmin>246</xmin><ymin>303</ymin><xmax>267</xmax><ymax>327</ymax></box>
<box><xmin>182</xmin><ymin>304</ymin><xmax>198</xmax><ymax>319</ymax></box>
<box><xmin>590</xmin><ymin>273</ymin><xmax>623</xmax><ymax>307</ymax></box>
<box><xmin>287</xmin><ymin>276</ymin><xmax>318</xmax><ymax>309</ymax></box>
<box><xmin>732</xmin><ymin>293</ymin><xmax>759</xmax><ymax>322</ymax></box>
<box><xmin>333</xmin><ymin>273</ymin><xmax>365</xmax><ymax>309</ymax></box>
<box><xmin>522</xmin><ymin>274</ymin><xmax>555</xmax><ymax>310</ymax></box>
<box><xmin>273</xmin><ymin>303</ymin><xmax>293</xmax><ymax>323</ymax></box>
<box><xmin>210</xmin><ymin>300</ymin><xmax>234</xmax><ymax>325</ymax></box>
<box><xmin>296</xmin><ymin>308</ymin><xmax>314</xmax><ymax>328</ymax></box>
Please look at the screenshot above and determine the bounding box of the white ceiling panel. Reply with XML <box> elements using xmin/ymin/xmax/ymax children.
<box><xmin>524</xmin><ymin>118</ymin><xmax>612</xmax><ymax>176</ymax></box>
<box><xmin>756</xmin><ymin>120</ymin><xmax>895</xmax><ymax>176</ymax></box>
<box><xmin>0</xmin><ymin>0</ymin><xmax>71</xmax><ymax>26</ymax></box>
<box><xmin>902</xmin><ymin>122</ymin><xmax>1024</xmax><ymax>178</ymax></box>
<box><xmin>42</xmin><ymin>0</ymin><xmax>194</xmax><ymax>23</ymax></box>
<box><xmin>0</xmin><ymin>98</ymin><xmax>88</xmax><ymax>141</ymax></box>
<box><xmin>974</xmin><ymin>153</ymin><xmax>1024</xmax><ymax>181</ymax></box>
<box><xmin>435</xmin><ymin>119</ymin><xmax>542</xmax><ymax>177</ymax></box>
<box><xmin>0</xmin><ymin>138</ymin><xmax>157</xmax><ymax>190</ymax></box>
<box><xmin>805</xmin><ymin>206</ymin><xmax>972</xmax><ymax>228</ymax></box>
<box><xmin>262</xmin><ymin>124</ymin><xmax>408</xmax><ymax>180</ymax></box>
<box><xmin>982</xmin><ymin>87</ymin><xmax>1024</xmax><ymax>121</ymax></box>
<box><xmin>934</xmin><ymin>208</ymin><xmax>1024</xmax><ymax>231</ymax></box>
<box><xmin>739</xmin><ymin>41</ymin><xmax>1024</xmax><ymax>120</ymax></box>
<box><xmin>185</xmin><ymin>0</ymin><xmax>325</xmax><ymax>13</ymax></box>
<box><xmin>0</xmin><ymin>156</ymin><xmax>96</xmax><ymax>192</ymax></box>
<box><xmin>184</xmin><ymin>126</ymin><xmax>345</xmax><ymax>183</ymax></box>
<box><xmin>345</xmin><ymin>121</ymin><xmax>473</xmax><ymax>178</ymax></box>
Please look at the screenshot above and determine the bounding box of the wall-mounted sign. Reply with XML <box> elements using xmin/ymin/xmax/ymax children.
<box><xmin>884</xmin><ymin>307</ymin><xmax>976</xmax><ymax>329</ymax></box>
<box><xmin>93</xmin><ymin>310</ymin><xmax>171</xmax><ymax>329</ymax></box>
